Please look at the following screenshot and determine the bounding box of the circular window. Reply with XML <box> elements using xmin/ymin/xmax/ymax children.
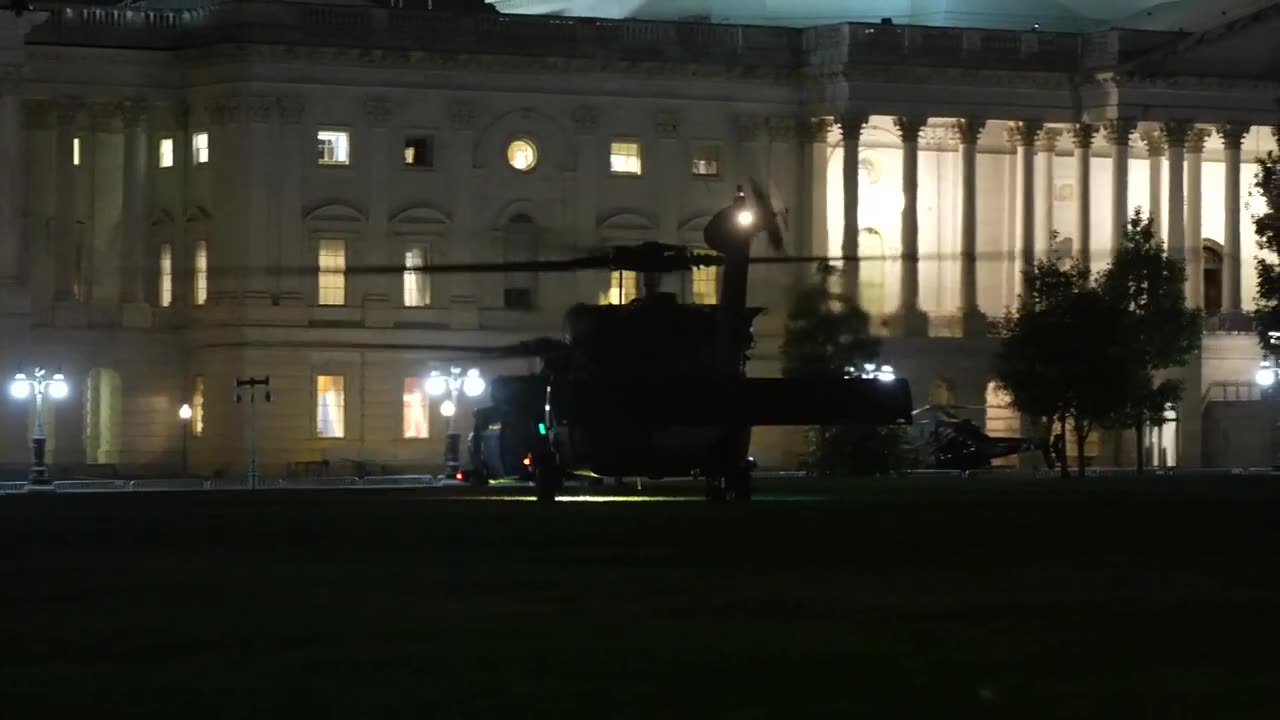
<box><xmin>507</xmin><ymin>139</ymin><xmax>538</xmax><ymax>172</ymax></box>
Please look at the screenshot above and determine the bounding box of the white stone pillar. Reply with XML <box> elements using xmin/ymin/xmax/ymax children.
<box><xmin>1036</xmin><ymin>127</ymin><xmax>1060</xmax><ymax>257</ymax></box>
<box><xmin>364</xmin><ymin>97</ymin><xmax>392</xmax><ymax>308</ymax></box>
<box><xmin>277</xmin><ymin>97</ymin><xmax>306</xmax><ymax>303</ymax></box>
<box><xmin>119</xmin><ymin>99</ymin><xmax>148</xmax><ymax>305</ymax></box>
<box><xmin>1218</xmin><ymin>124</ymin><xmax>1249</xmax><ymax>315</ymax></box>
<box><xmin>1162</xmin><ymin>121</ymin><xmax>1189</xmax><ymax>263</ymax></box>
<box><xmin>1142</xmin><ymin>131</ymin><xmax>1164</xmax><ymax>234</ymax></box>
<box><xmin>803</xmin><ymin>118</ymin><xmax>832</xmax><ymax>260</ymax></box>
<box><xmin>1070</xmin><ymin>123</ymin><xmax>1097</xmax><ymax>269</ymax></box>
<box><xmin>892</xmin><ymin>116</ymin><xmax>928</xmax><ymax>335</ymax></box>
<box><xmin>1185</xmin><ymin>127</ymin><xmax>1209</xmax><ymax>308</ymax></box>
<box><xmin>953</xmin><ymin>118</ymin><xmax>984</xmax><ymax>335</ymax></box>
<box><xmin>840</xmin><ymin>112</ymin><xmax>866</xmax><ymax>292</ymax></box>
<box><xmin>52</xmin><ymin>98</ymin><xmax>81</xmax><ymax>301</ymax></box>
<box><xmin>1104</xmin><ymin>119</ymin><xmax>1134</xmax><ymax>256</ymax></box>
<box><xmin>1009</xmin><ymin>121</ymin><xmax>1040</xmax><ymax>306</ymax></box>
<box><xmin>89</xmin><ymin>102</ymin><xmax>123</xmax><ymax>304</ymax></box>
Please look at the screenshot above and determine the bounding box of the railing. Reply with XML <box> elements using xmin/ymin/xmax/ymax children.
<box><xmin>1203</xmin><ymin>312</ymin><xmax>1256</xmax><ymax>334</ymax></box>
<box><xmin>1203</xmin><ymin>380</ymin><xmax>1264</xmax><ymax>406</ymax></box>
<box><xmin>802</xmin><ymin>22</ymin><xmax>1082</xmax><ymax>70</ymax></box>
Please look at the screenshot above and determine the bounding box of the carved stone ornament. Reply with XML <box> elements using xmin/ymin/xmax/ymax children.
<box><xmin>571</xmin><ymin>105</ymin><xmax>599</xmax><ymax>135</ymax></box>
<box><xmin>838</xmin><ymin>113</ymin><xmax>867</xmax><ymax>140</ymax></box>
<box><xmin>919</xmin><ymin>125</ymin><xmax>953</xmax><ymax>150</ymax></box>
<box><xmin>733</xmin><ymin>114</ymin><xmax>763</xmax><ymax>143</ymax></box>
<box><xmin>277</xmin><ymin>97</ymin><xmax>305</xmax><ymax>125</ymax></box>
<box><xmin>1101</xmin><ymin>119</ymin><xmax>1135</xmax><ymax>147</ymax></box>
<box><xmin>364</xmin><ymin>97</ymin><xmax>393</xmax><ymax>126</ymax></box>
<box><xmin>1158</xmin><ymin>120</ymin><xmax>1194</xmax><ymax>149</ymax></box>
<box><xmin>206</xmin><ymin>97</ymin><xmax>242</xmax><ymax>126</ymax></box>
<box><xmin>1140</xmin><ymin>130</ymin><xmax>1165</xmax><ymax>156</ymax></box>
<box><xmin>1069</xmin><ymin>123</ymin><xmax>1097</xmax><ymax>150</ymax></box>
<box><xmin>766</xmin><ymin>115</ymin><xmax>795</xmax><ymax>143</ymax></box>
<box><xmin>53</xmin><ymin>97</ymin><xmax>83</xmax><ymax>127</ymax></box>
<box><xmin>1005</xmin><ymin>121</ymin><xmax>1043</xmax><ymax>147</ymax></box>
<box><xmin>1035</xmin><ymin>126</ymin><xmax>1062</xmax><ymax>152</ymax></box>
<box><xmin>23</xmin><ymin>99</ymin><xmax>54</xmax><ymax>131</ymax></box>
<box><xmin>117</xmin><ymin>99</ymin><xmax>149</xmax><ymax>130</ymax></box>
<box><xmin>655</xmin><ymin>110</ymin><xmax>679</xmax><ymax>139</ymax></box>
<box><xmin>1185</xmin><ymin>127</ymin><xmax>1211</xmax><ymax>154</ymax></box>
<box><xmin>950</xmin><ymin>118</ymin><xmax>985</xmax><ymax>146</ymax></box>
<box><xmin>90</xmin><ymin>102</ymin><xmax>120</xmax><ymax>132</ymax></box>
<box><xmin>247</xmin><ymin>96</ymin><xmax>275</xmax><ymax>124</ymax></box>
<box><xmin>806</xmin><ymin>117</ymin><xmax>835</xmax><ymax>144</ymax></box>
<box><xmin>894</xmin><ymin>116</ymin><xmax>928</xmax><ymax>142</ymax></box>
<box><xmin>1216</xmin><ymin>124</ymin><xmax>1251</xmax><ymax>149</ymax></box>
<box><xmin>449</xmin><ymin>100</ymin><xmax>479</xmax><ymax>131</ymax></box>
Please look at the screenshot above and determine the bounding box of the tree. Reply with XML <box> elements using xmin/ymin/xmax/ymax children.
<box><xmin>1096</xmin><ymin>210</ymin><xmax>1201</xmax><ymax>474</ymax></box>
<box><xmin>994</xmin><ymin>255</ymin><xmax>1131</xmax><ymax>477</ymax></box>
<box><xmin>780</xmin><ymin>262</ymin><xmax>911</xmax><ymax>476</ymax></box>
<box><xmin>1253</xmin><ymin>153</ymin><xmax>1280</xmax><ymax>347</ymax></box>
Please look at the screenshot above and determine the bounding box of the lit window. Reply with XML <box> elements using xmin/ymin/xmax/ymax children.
<box><xmin>507</xmin><ymin>139</ymin><xmax>537</xmax><ymax>172</ymax></box>
<box><xmin>610</xmin><ymin>140</ymin><xmax>642</xmax><ymax>175</ymax></box>
<box><xmin>403</xmin><ymin>377</ymin><xmax>430</xmax><ymax>439</ymax></box>
<box><xmin>159</xmin><ymin>137</ymin><xmax>174</xmax><ymax>168</ymax></box>
<box><xmin>158</xmin><ymin>243</ymin><xmax>173</xmax><ymax>308</ymax></box>
<box><xmin>192</xmin><ymin>132</ymin><xmax>209</xmax><ymax>165</ymax></box>
<box><xmin>193</xmin><ymin>240</ymin><xmax>208</xmax><ymax>306</ymax></box>
<box><xmin>72</xmin><ymin>137</ymin><xmax>81</xmax><ymax>166</ymax></box>
<box><xmin>403</xmin><ymin>136</ymin><xmax>434</xmax><ymax>168</ymax></box>
<box><xmin>317</xmin><ymin>129</ymin><xmax>350</xmax><ymax>165</ymax></box>
<box><xmin>318</xmin><ymin>238</ymin><xmax>346</xmax><ymax>306</ymax></box>
<box><xmin>599</xmin><ymin>270</ymin><xmax>638</xmax><ymax>305</ymax></box>
<box><xmin>316</xmin><ymin>375</ymin><xmax>345</xmax><ymax>438</ymax></box>
<box><xmin>404</xmin><ymin>247</ymin><xmax>429</xmax><ymax>307</ymax></box>
<box><xmin>191</xmin><ymin>375</ymin><xmax>205</xmax><ymax>437</ymax></box>
<box><xmin>692</xmin><ymin>266</ymin><xmax>719</xmax><ymax>305</ymax></box>
<box><xmin>692</xmin><ymin>144</ymin><xmax>720</xmax><ymax>177</ymax></box>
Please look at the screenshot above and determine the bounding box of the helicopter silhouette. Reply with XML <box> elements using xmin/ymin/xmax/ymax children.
<box><xmin>907</xmin><ymin>405</ymin><xmax>1049</xmax><ymax>471</ymax></box>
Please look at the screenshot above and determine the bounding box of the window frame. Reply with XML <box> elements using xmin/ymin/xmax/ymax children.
<box><xmin>192</xmin><ymin>239</ymin><xmax>208</xmax><ymax>307</ymax></box>
<box><xmin>600</xmin><ymin>269</ymin><xmax>639</xmax><ymax>306</ymax></box>
<box><xmin>72</xmin><ymin>136</ymin><xmax>82</xmax><ymax>167</ymax></box>
<box><xmin>609</xmin><ymin>138</ymin><xmax>643</xmax><ymax>176</ymax></box>
<box><xmin>316</xmin><ymin>127</ymin><xmax>352</xmax><ymax>167</ymax></box>
<box><xmin>158</xmin><ymin>242</ymin><xmax>173</xmax><ymax>308</ymax></box>
<box><xmin>191</xmin><ymin>131</ymin><xmax>209</xmax><ymax>165</ymax></box>
<box><xmin>316</xmin><ymin>236</ymin><xmax>347</xmax><ymax>307</ymax></box>
<box><xmin>402</xmin><ymin>134</ymin><xmax>436</xmax><ymax>170</ymax></box>
<box><xmin>506</xmin><ymin>137</ymin><xmax>539</xmax><ymax>173</ymax></box>
<box><xmin>401</xmin><ymin>376</ymin><xmax>432</xmax><ymax>440</ymax></box>
<box><xmin>690</xmin><ymin>265</ymin><xmax>719</xmax><ymax>305</ymax></box>
<box><xmin>191</xmin><ymin>375</ymin><xmax>205</xmax><ymax>438</ymax></box>
<box><xmin>402</xmin><ymin>245</ymin><xmax>430</xmax><ymax>308</ymax></box>
<box><xmin>315</xmin><ymin>373</ymin><xmax>347</xmax><ymax>439</ymax></box>
<box><xmin>690</xmin><ymin>141</ymin><xmax>722</xmax><ymax>179</ymax></box>
<box><xmin>158</xmin><ymin>137</ymin><xmax>175</xmax><ymax>169</ymax></box>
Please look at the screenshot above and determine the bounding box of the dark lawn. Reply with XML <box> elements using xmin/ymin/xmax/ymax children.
<box><xmin>3</xmin><ymin>481</ymin><xmax>1280</xmax><ymax>718</ymax></box>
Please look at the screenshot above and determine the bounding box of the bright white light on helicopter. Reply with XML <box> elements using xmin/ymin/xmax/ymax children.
<box><xmin>1257</xmin><ymin>362</ymin><xmax>1276</xmax><ymax>387</ymax></box>
<box><xmin>878</xmin><ymin>365</ymin><xmax>896</xmax><ymax>382</ymax></box>
<box><xmin>736</xmin><ymin>209</ymin><xmax>754</xmax><ymax>227</ymax></box>
<box><xmin>440</xmin><ymin>399</ymin><xmax>456</xmax><ymax>417</ymax></box>
<box><xmin>9</xmin><ymin>376</ymin><xmax>29</xmax><ymax>399</ymax></box>
<box><xmin>48</xmin><ymin>373</ymin><xmax>69</xmax><ymax>399</ymax></box>
<box><xmin>425</xmin><ymin>372</ymin><xmax>447</xmax><ymax>397</ymax></box>
<box><xmin>462</xmin><ymin>375</ymin><xmax>485</xmax><ymax>398</ymax></box>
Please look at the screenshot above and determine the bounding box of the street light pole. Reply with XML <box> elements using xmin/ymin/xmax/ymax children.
<box><xmin>426</xmin><ymin>367</ymin><xmax>485</xmax><ymax>477</ymax></box>
<box><xmin>235</xmin><ymin>376</ymin><xmax>271</xmax><ymax>489</ymax></box>
<box><xmin>10</xmin><ymin>368</ymin><xmax>69</xmax><ymax>485</ymax></box>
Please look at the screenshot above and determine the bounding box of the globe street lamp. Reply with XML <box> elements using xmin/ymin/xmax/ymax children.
<box><xmin>178</xmin><ymin>403</ymin><xmax>192</xmax><ymax>475</ymax></box>
<box><xmin>10</xmin><ymin>368</ymin><xmax>69</xmax><ymax>484</ymax></box>
<box><xmin>426</xmin><ymin>367</ymin><xmax>486</xmax><ymax>476</ymax></box>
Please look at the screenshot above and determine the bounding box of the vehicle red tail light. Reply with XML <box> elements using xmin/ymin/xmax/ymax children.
<box><xmin>522</xmin><ymin>455</ymin><xmax>533</xmax><ymax>467</ymax></box>
<box><xmin>455</xmin><ymin>471</ymin><xmax>463</xmax><ymax>481</ymax></box>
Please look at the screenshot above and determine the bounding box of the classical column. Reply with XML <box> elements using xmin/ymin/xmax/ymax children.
<box><xmin>1161</xmin><ymin>121</ymin><xmax>1190</xmax><ymax>262</ymax></box>
<box><xmin>277</xmin><ymin>97</ymin><xmax>305</xmax><ymax>303</ymax></box>
<box><xmin>119</xmin><ymin>99</ymin><xmax>148</xmax><ymax>305</ymax></box>
<box><xmin>1218</xmin><ymin>124</ymin><xmax>1250</xmax><ymax>315</ymax></box>
<box><xmin>1103</xmin><ymin>119</ymin><xmax>1134</xmax><ymax>255</ymax></box>
<box><xmin>89</xmin><ymin>101</ymin><xmax>123</xmax><ymax>303</ymax></box>
<box><xmin>363</xmin><ymin>97</ymin><xmax>392</xmax><ymax>307</ymax></box>
<box><xmin>891</xmin><ymin>116</ymin><xmax>928</xmax><ymax>335</ymax></box>
<box><xmin>1184</xmin><ymin>127</ymin><xmax>1209</xmax><ymax>308</ymax></box>
<box><xmin>1070</xmin><ymin>123</ymin><xmax>1097</xmax><ymax>268</ymax></box>
<box><xmin>1141</xmin><ymin>131</ymin><xmax>1165</xmax><ymax>234</ymax></box>
<box><xmin>1009</xmin><ymin>121</ymin><xmax>1040</xmax><ymax>306</ymax></box>
<box><xmin>0</xmin><ymin>70</ymin><xmax>25</xmax><ymax>291</ymax></box>
<box><xmin>952</xmin><ymin>118</ymin><xmax>985</xmax><ymax>336</ymax></box>
<box><xmin>52</xmin><ymin>98</ymin><xmax>80</xmax><ymax>301</ymax></box>
<box><xmin>1036</xmin><ymin>127</ymin><xmax>1060</xmax><ymax>257</ymax></box>
<box><xmin>839</xmin><ymin>112</ymin><xmax>866</xmax><ymax>294</ymax></box>
<box><xmin>803</xmin><ymin>118</ymin><xmax>833</xmax><ymax>260</ymax></box>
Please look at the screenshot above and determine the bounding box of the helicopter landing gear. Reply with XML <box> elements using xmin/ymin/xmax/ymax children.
<box><xmin>727</xmin><ymin>468</ymin><xmax>752</xmax><ymax>502</ymax></box>
<box><xmin>704</xmin><ymin>475</ymin><xmax>726</xmax><ymax>502</ymax></box>
<box><xmin>535</xmin><ymin>462</ymin><xmax>563</xmax><ymax>503</ymax></box>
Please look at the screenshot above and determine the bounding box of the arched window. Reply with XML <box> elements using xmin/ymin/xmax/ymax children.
<box><xmin>84</xmin><ymin>368</ymin><xmax>123</xmax><ymax>465</ymax></box>
<box><xmin>1203</xmin><ymin>239</ymin><xmax>1223</xmax><ymax>317</ymax></box>
<box><xmin>503</xmin><ymin>214</ymin><xmax>537</xmax><ymax>310</ymax></box>
<box><xmin>858</xmin><ymin>227</ymin><xmax>887</xmax><ymax>315</ymax></box>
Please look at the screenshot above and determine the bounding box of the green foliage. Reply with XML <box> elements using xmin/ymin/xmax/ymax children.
<box><xmin>780</xmin><ymin>262</ymin><xmax>911</xmax><ymax>476</ymax></box>
<box><xmin>1253</xmin><ymin>153</ymin><xmax>1280</xmax><ymax>348</ymax></box>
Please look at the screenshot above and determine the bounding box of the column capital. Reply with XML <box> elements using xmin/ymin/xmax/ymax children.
<box><xmin>894</xmin><ymin>116</ymin><xmax>928</xmax><ymax>143</ymax></box>
<box><xmin>838</xmin><ymin>112</ymin><xmax>866</xmax><ymax>140</ymax></box>
<box><xmin>53</xmin><ymin>96</ymin><xmax>84</xmax><ymax>128</ymax></box>
<box><xmin>1006</xmin><ymin>120</ymin><xmax>1042</xmax><ymax>147</ymax></box>
<box><xmin>766</xmin><ymin>115</ymin><xmax>796</xmax><ymax>143</ymax></box>
<box><xmin>1069</xmin><ymin>123</ymin><xmax>1097</xmax><ymax>150</ymax></box>
<box><xmin>950</xmin><ymin>118</ymin><xmax>985</xmax><ymax>145</ymax></box>
<box><xmin>805</xmin><ymin>117</ymin><xmax>835</xmax><ymax>144</ymax></box>
<box><xmin>23</xmin><ymin>98</ymin><xmax>54</xmax><ymax>131</ymax></box>
<box><xmin>90</xmin><ymin>101</ymin><xmax>120</xmax><ymax>132</ymax></box>
<box><xmin>117</xmin><ymin>98</ymin><xmax>149</xmax><ymax>131</ymax></box>
<box><xmin>1158</xmin><ymin>120</ymin><xmax>1194</xmax><ymax>149</ymax></box>
<box><xmin>733</xmin><ymin>113</ymin><xmax>764</xmax><ymax>143</ymax></box>
<box><xmin>1217</xmin><ymin>124</ymin><xmax>1250</xmax><ymax>149</ymax></box>
<box><xmin>277</xmin><ymin>96</ymin><xmax>305</xmax><ymax>126</ymax></box>
<box><xmin>570</xmin><ymin>104</ymin><xmax>599</xmax><ymax>135</ymax></box>
<box><xmin>363</xmin><ymin>96</ymin><xmax>393</xmax><ymax>127</ymax></box>
<box><xmin>1101</xmin><ymin>119</ymin><xmax>1135</xmax><ymax>147</ymax></box>
<box><xmin>1185</xmin><ymin>127</ymin><xmax>1211</xmax><ymax>154</ymax></box>
<box><xmin>1035</xmin><ymin>126</ymin><xmax>1062</xmax><ymax>152</ymax></box>
<box><xmin>1139</xmin><ymin>130</ymin><xmax>1165</xmax><ymax>157</ymax></box>
<box><xmin>654</xmin><ymin>109</ymin><xmax>679</xmax><ymax>139</ymax></box>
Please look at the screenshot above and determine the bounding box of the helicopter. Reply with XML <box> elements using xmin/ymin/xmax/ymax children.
<box><xmin>267</xmin><ymin>180</ymin><xmax>914</xmax><ymax>501</ymax></box>
<box><xmin>907</xmin><ymin>405</ymin><xmax>1047</xmax><ymax>471</ymax></box>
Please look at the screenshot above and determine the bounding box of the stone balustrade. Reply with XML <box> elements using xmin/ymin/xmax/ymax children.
<box><xmin>25</xmin><ymin>1</ymin><xmax>1200</xmax><ymax>73</ymax></box>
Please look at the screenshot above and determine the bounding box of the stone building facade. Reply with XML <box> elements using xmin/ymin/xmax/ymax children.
<box><xmin>0</xmin><ymin>2</ymin><xmax>1278</xmax><ymax>476</ymax></box>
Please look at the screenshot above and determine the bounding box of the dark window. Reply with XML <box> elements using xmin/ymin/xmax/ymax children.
<box><xmin>403</xmin><ymin>136</ymin><xmax>435</xmax><ymax>168</ymax></box>
<box><xmin>504</xmin><ymin>288</ymin><xmax>534</xmax><ymax>310</ymax></box>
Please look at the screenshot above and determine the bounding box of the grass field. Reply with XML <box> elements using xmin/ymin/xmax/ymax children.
<box><xmin>3</xmin><ymin>479</ymin><xmax>1280</xmax><ymax>718</ymax></box>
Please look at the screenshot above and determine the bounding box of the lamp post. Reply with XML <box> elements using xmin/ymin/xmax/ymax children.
<box><xmin>10</xmin><ymin>368</ymin><xmax>69</xmax><ymax>484</ymax></box>
<box><xmin>426</xmin><ymin>367</ymin><xmax>485</xmax><ymax>476</ymax></box>
<box><xmin>178</xmin><ymin>403</ymin><xmax>192</xmax><ymax>476</ymax></box>
<box><xmin>234</xmin><ymin>376</ymin><xmax>271</xmax><ymax>489</ymax></box>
